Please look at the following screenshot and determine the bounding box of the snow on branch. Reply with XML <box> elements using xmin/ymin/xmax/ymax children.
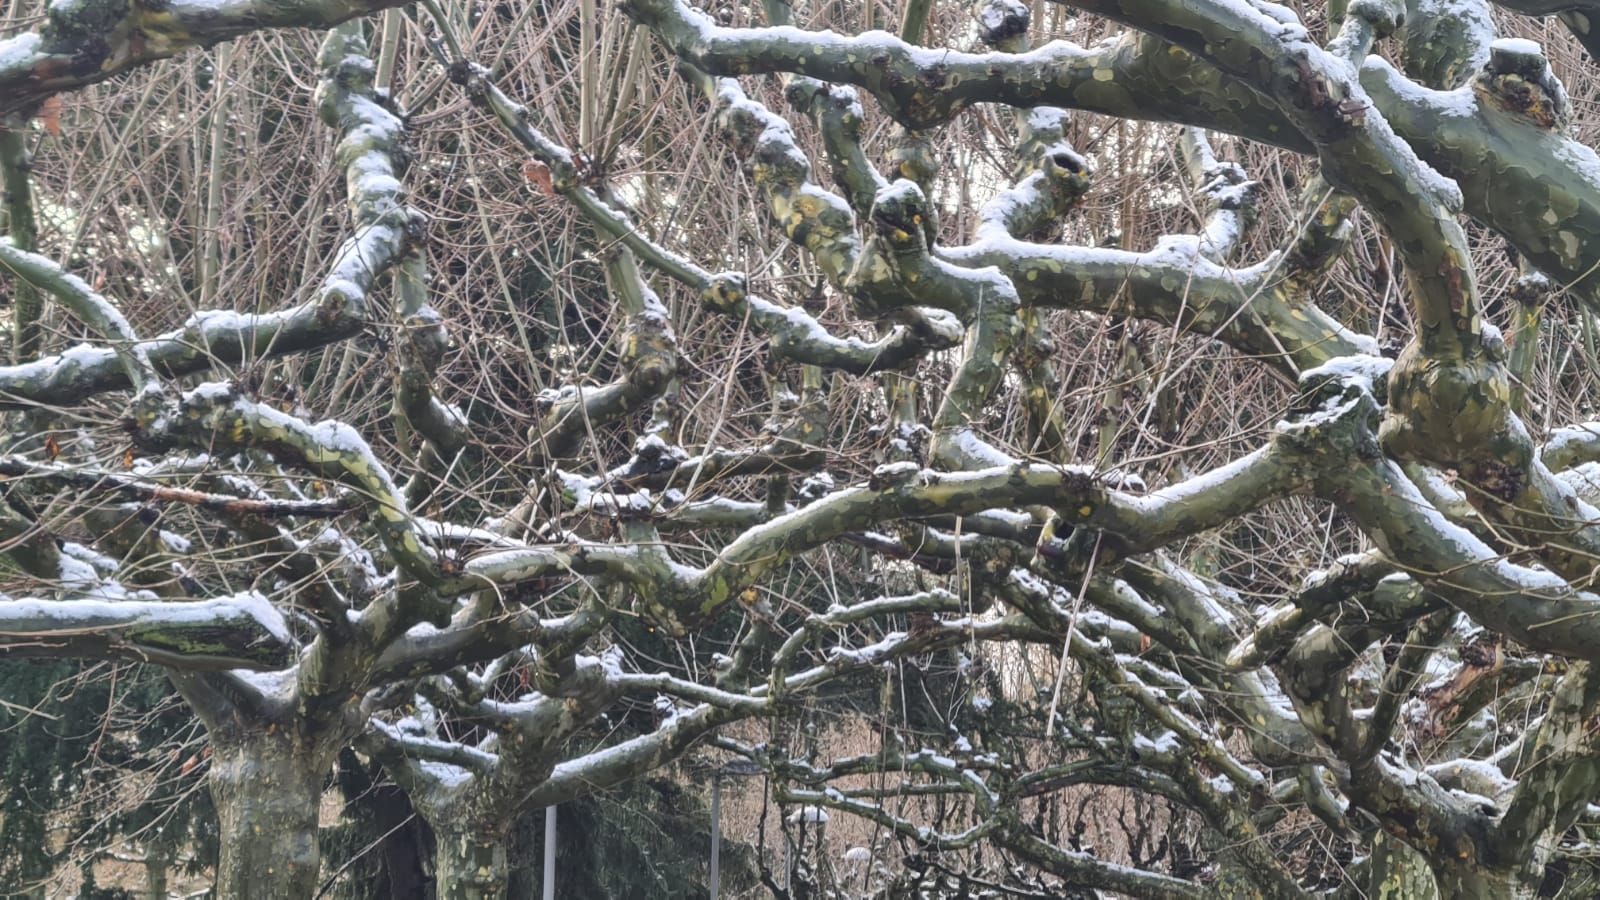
<box><xmin>0</xmin><ymin>239</ymin><xmax>159</xmax><ymax>393</ymax></box>
<box><xmin>0</xmin><ymin>455</ymin><xmax>352</xmax><ymax>519</ymax></box>
<box><xmin>0</xmin><ymin>0</ymin><xmax>412</xmax><ymax>116</ymax></box>
<box><xmin>0</xmin><ymin>591</ymin><xmax>293</xmax><ymax>670</ymax></box>
<box><xmin>447</xmin><ymin>56</ymin><xmax>961</xmax><ymax>376</ymax></box>
<box><xmin>620</xmin><ymin>0</ymin><xmax>1299</xmax><ymax>145</ymax></box>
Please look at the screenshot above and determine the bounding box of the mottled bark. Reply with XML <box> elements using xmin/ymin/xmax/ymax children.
<box><xmin>209</xmin><ymin>735</ymin><xmax>329</xmax><ymax>899</ymax></box>
<box><xmin>0</xmin><ymin>593</ymin><xmax>294</xmax><ymax>669</ymax></box>
<box><xmin>434</xmin><ymin>830</ymin><xmax>509</xmax><ymax>900</ymax></box>
<box><xmin>1368</xmin><ymin>832</ymin><xmax>1440</xmax><ymax>899</ymax></box>
<box><xmin>0</xmin><ymin>0</ymin><xmax>413</xmax><ymax>116</ymax></box>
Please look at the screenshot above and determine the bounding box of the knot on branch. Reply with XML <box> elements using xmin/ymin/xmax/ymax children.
<box><xmin>1475</xmin><ymin>38</ymin><xmax>1570</xmax><ymax>131</ymax></box>
<box><xmin>1279</xmin><ymin>49</ymin><xmax>1367</xmax><ymax>136</ymax></box>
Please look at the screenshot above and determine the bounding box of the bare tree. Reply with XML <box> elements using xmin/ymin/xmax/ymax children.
<box><xmin>7</xmin><ymin>0</ymin><xmax>1600</xmax><ymax>896</ymax></box>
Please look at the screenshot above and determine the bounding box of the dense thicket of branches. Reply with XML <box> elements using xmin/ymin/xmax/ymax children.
<box><xmin>10</xmin><ymin>0</ymin><xmax>1600</xmax><ymax>895</ymax></box>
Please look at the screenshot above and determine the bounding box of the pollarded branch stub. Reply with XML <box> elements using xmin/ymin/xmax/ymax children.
<box><xmin>1509</xmin><ymin>270</ymin><xmax>1553</xmax><ymax>309</ymax></box>
<box><xmin>701</xmin><ymin>271</ymin><xmax>748</xmax><ymax>313</ymax></box>
<box><xmin>402</xmin><ymin>307</ymin><xmax>450</xmax><ymax>375</ymax></box>
<box><xmin>785</xmin><ymin>80</ymin><xmax>863</xmax><ymax>131</ymax></box>
<box><xmin>976</xmin><ymin>0</ymin><xmax>1030</xmax><ymax>48</ymax></box>
<box><xmin>1345</xmin><ymin>0</ymin><xmax>1405</xmax><ymax>38</ymax></box>
<box><xmin>869</xmin><ymin>179</ymin><xmax>931</xmax><ymax>251</ymax></box>
<box><xmin>1041</xmin><ymin>143</ymin><xmax>1093</xmax><ymax>198</ymax></box>
<box><xmin>887</xmin><ymin>134</ymin><xmax>942</xmax><ymax>245</ymax></box>
<box><xmin>1474</xmin><ymin>38</ymin><xmax>1571</xmax><ymax>131</ymax></box>
<box><xmin>1275</xmin><ymin>356</ymin><xmax>1389</xmax><ymax>460</ymax></box>
<box><xmin>621</xmin><ymin>314</ymin><xmax>682</xmax><ymax>394</ymax></box>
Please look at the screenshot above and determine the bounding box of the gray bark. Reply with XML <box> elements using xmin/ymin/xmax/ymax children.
<box><xmin>209</xmin><ymin>735</ymin><xmax>327</xmax><ymax>899</ymax></box>
<box><xmin>434</xmin><ymin>829</ymin><xmax>509</xmax><ymax>900</ymax></box>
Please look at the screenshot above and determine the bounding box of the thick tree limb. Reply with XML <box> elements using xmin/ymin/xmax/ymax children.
<box><xmin>0</xmin><ymin>0</ymin><xmax>411</xmax><ymax>116</ymax></box>
<box><xmin>0</xmin><ymin>592</ymin><xmax>293</xmax><ymax>669</ymax></box>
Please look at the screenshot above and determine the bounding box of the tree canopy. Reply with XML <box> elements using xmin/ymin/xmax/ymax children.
<box><xmin>6</xmin><ymin>0</ymin><xmax>1600</xmax><ymax>895</ymax></box>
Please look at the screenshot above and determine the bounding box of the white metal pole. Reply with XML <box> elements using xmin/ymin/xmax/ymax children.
<box><xmin>543</xmin><ymin>805</ymin><xmax>557</xmax><ymax>900</ymax></box>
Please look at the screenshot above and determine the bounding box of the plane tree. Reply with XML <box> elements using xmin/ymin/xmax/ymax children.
<box><xmin>6</xmin><ymin>0</ymin><xmax>1600</xmax><ymax>895</ymax></box>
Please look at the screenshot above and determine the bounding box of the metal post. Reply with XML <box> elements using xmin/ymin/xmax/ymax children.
<box><xmin>710</xmin><ymin>775</ymin><xmax>722</xmax><ymax>899</ymax></box>
<box><xmin>543</xmin><ymin>805</ymin><xmax>557</xmax><ymax>900</ymax></box>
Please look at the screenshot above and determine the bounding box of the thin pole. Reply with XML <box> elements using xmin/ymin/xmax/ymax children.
<box><xmin>543</xmin><ymin>806</ymin><xmax>557</xmax><ymax>900</ymax></box>
<box><xmin>710</xmin><ymin>776</ymin><xmax>722</xmax><ymax>899</ymax></box>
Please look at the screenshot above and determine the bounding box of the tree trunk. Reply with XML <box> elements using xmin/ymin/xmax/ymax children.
<box><xmin>1367</xmin><ymin>832</ymin><xmax>1438</xmax><ymax>899</ymax></box>
<box><xmin>209</xmin><ymin>736</ymin><xmax>326</xmax><ymax>899</ymax></box>
<box><xmin>145</xmin><ymin>845</ymin><xmax>169</xmax><ymax>900</ymax></box>
<box><xmin>434</xmin><ymin>829</ymin><xmax>509</xmax><ymax>900</ymax></box>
